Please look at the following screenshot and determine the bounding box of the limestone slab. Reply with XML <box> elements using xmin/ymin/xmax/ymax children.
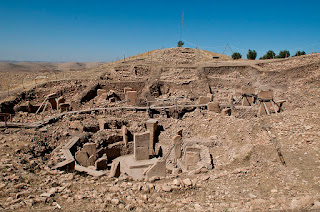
<box><xmin>134</xmin><ymin>132</ymin><xmax>150</xmax><ymax>161</ymax></box>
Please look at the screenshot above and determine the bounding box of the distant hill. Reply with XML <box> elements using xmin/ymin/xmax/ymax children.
<box><xmin>0</xmin><ymin>61</ymin><xmax>104</xmax><ymax>73</ymax></box>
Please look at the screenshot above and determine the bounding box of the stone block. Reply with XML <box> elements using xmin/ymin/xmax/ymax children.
<box><xmin>98</xmin><ymin>93</ymin><xmax>108</xmax><ymax>101</ymax></box>
<box><xmin>221</xmin><ymin>108</ymin><xmax>231</xmax><ymax>116</ymax></box>
<box><xmin>242</xmin><ymin>87</ymin><xmax>255</xmax><ymax>95</ymax></box>
<box><xmin>145</xmin><ymin>160</ymin><xmax>166</xmax><ymax>180</ymax></box>
<box><xmin>54</xmin><ymin>159</ymin><xmax>75</xmax><ymax>171</ymax></box>
<box><xmin>124</xmin><ymin>87</ymin><xmax>133</xmax><ymax>94</ymax></box>
<box><xmin>134</xmin><ymin>132</ymin><xmax>150</xmax><ymax>161</ymax></box>
<box><xmin>83</xmin><ymin>143</ymin><xmax>96</xmax><ymax>157</ymax></box>
<box><xmin>106</xmin><ymin>142</ymin><xmax>121</xmax><ymax>160</ymax></box>
<box><xmin>97</xmin><ymin>89</ymin><xmax>106</xmax><ymax>96</ymax></box>
<box><xmin>198</xmin><ymin>96</ymin><xmax>211</xmax><ymax>104</ymax></box>
<box><xmin>207</xmin><ymin>102</ymin><xmax>220</xmax><ymax>113</ymax></box>
<box><xmin>69</xmin><ymin>120</ymin><xmax>84</xmax><ymax>132</ymax></box>
<box><xmin>126</xmin><ymin>91</ymin><xmax>137</xmax><ymax>105</ymax></box>
<box><xmin>258</xmin><ymin>90</ymin><xmax>273</xmax><ymax>100</ymax></box>
<box><xmin>97</xmin><ymin>148</ymin><xmax>108</xmax><ymax>158</ymax></box>
<box><xmin>98</xmin><ymin>119</ymin><xmax>108</xmax><ymax>131</ymax></box>
<box><xmin>146</xmin><ymin>119</ymin><xmax>158</xmax><ymax>155</ymax></box>
<box><xmin>70</xmin><ymin>101</ymin><xmax>80</xmax><ymax>111</ymax></box>
<box><xmin>185</xmin><ymin>147</ymin><xmax>201</xmax><ymax>170</ymax></box>
<box><xmin>95</xmin><ymin>157</ymin><xmax>107</xmax><ymax>170</ymax></box>
<box><xmin>109</xmin><ymin>161</ymin><xmax>120</xmax><ymax>178</ymax></box>
<box><xmin>75</xmin><ymin>150</ymin><xmax>89</xmax><ymax>167</ymax></box>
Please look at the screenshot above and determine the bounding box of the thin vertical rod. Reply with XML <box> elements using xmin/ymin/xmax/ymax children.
<box><xmin>181</xmin><ymin>10</ymin><xmax>184</xmax><ymax>41</ymax></box>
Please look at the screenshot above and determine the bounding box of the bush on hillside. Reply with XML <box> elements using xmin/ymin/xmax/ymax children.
<box><xmin>232</xmin><ymin>52</ymin><xmax>242</xmax><ymax>60</ymax></box>
<box><xmin>247</xmin><ymin>49</ymin><xmax>257</xmax><ymax>60</ymax></box>
<box><xmin>177</xmin><ymin>41</ymin><xmax>184</xmax><ymax>47</ymax></box>
<box><xmin>277</xmin><ymin>50</ymin><xmax>290</xmax><ymax>58</ymax></box>
<box><xmin>294</xmin><ymin>51</ymin><xmax>306</xmax><ymax>56</ymax></box>
<box><xmin>260</xmin><ymin>50</ymin><xmax>276</xmax><ymax>59</ymax></box>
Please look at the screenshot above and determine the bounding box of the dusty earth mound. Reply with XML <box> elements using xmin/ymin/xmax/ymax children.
<box><xmin>124</xmin><ymin>47</ymin><xmax>231</xmax><ymax>65</ymax></box>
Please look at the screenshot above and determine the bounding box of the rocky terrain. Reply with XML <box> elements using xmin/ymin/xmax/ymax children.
<box><xmin>0</xmin><ymin>48</ymin><xmax>319</xmax><ymax>211</ymax></box>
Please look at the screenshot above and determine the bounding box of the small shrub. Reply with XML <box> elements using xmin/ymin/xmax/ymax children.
<box><xmin>260</xmin><ymin>50</ymin><xmax>276</xmax><ymax>59</ymax></box>
<box><xmin>232</xmin><ymin>52</ymin><xmax>242</xmax><ymax>60</ymax></box>
<box><xmin>177</xmin><ymin>41</ymin><xmax>184</xmax><ymax>47</ymax></box>
<box><xmin>277</xmin><ymin>50</ymin><xmax>290</xmax><ymax>58</ymax></box>
<box><xmin>247</xmin><ymin>49</ymin><xmax>257</xmax><ymax>60</ymax></box>
<box><xmin>294</xmin><ymin>51</ymin><xmax>306</xmax><ymax>56</ymax></box>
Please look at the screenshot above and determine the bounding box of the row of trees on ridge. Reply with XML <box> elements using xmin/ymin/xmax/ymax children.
<box><xmin>232</xmin><ymin>50</ymin><xmax>306</xmax><ymax>60</ymax></box>
<box><xmin>176</xmin><ymin>41</ymin><xmax>307</xmax><ymax>60</ymax></box>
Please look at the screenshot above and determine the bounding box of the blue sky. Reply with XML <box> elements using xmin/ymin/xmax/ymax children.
<box><xmin>0</xmin><ymin>0</ymin><xmax>320</xmax><ymax>62</ymax></box>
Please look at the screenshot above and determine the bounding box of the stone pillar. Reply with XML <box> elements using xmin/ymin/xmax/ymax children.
<box><xmin>83</xmin><ymin>143</ymin><xmax>97</xmax><ymax>160</ymax></box>
<box><xmin>185</xmin><ymin>147</ymin><xmax>201</xmax><ymax>170</ymax></box>
<box><xmin>134</xmin><ymin>132</ymin><xmax>150</xmax><ymax>161</ymax></box>
<box><xmin>172</xmin><ymin>135</ymin><xmax>182</xmax><ymax>160</ymax></box>
<box><xmin>146</xmin><ymin>119</ymin><xmax>158</xmax><ymax>156</ymax></box>
<box><xmin>207</xmin><ymin>93</ymin><xmax>214</xmax><ymax>101</ymax></box>
<box><xmin>98</xmin><ymin>119</ymin><xmax>108</xmax><ymax>131</ymax></box>
<box><xmin>122</xmin><ymin>125</ymin><xmax>128</xmax><ymax>147</ymax></box>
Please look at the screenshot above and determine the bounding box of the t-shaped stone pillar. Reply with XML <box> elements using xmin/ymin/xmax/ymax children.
<box><xmin>146</xmin><ymin>119</ymin><xmax>158</xmax><ymax>156</ymax></box>
<box><xmin>134</xmin><ymin>132</ymin><xmax>150</xmax><ymax>161</ymax></box>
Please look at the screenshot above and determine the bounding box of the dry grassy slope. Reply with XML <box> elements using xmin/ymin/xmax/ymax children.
<box><xmin>0</xmin><ymin>62</ymin><xmax>106</xmax><ymax>100</ymax></box>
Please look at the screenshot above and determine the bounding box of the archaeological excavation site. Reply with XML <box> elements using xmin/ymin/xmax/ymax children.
<box><xmin>0</xmin><ymin>47</ymin><xmax>320</xmax><ymax>211</ymax></box>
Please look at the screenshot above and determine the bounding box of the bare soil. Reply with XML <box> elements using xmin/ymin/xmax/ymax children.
<box><xmin>0</xmin><ymin>48</ymin><xmax>319</xmax><ymax>211</ymax></box>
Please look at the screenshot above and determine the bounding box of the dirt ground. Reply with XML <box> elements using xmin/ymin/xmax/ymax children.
<box><xmin>0</xmin><ymin>48</ymin><xmax>319</xmax><ymax>211</ymax></box>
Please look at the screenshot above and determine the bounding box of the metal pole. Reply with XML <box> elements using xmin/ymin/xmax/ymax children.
<box><xmin>181</xmin><ymin>10</ymin><xmax>184</xmax><ymax>42</ymax></box>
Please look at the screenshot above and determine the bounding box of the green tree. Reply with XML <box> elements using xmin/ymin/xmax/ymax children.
<box><xmin>247</xmin><ymin>49</ymin><xmax>257</xmax><ymax>60</ymax></box>
<box><xmin>232</xmin><ymin>52</ymin><xmax>242</xmax><ymax>60</ymax></box>
<box><xmin>277</xmin><ymin>50</ymin><xmax>290</xmax><ymax>58</ymax></box>
<box><xmin>294</xmin><ymin>51</ymin><xmax>306</xmax><ymax>56</ymax></box>
<box><xmin>177</xmin><ymin>41</ymin><xmax>184</xmax><ymax>47</ymax></box>
<box><xmin>260</xmin><ymin>50</ymin><xmax>276</xmax><ymax>59</ymax></box>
